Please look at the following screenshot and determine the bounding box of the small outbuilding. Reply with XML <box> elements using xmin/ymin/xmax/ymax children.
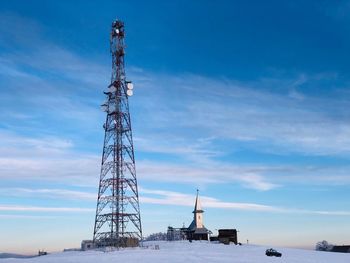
<box><xmin>218</xmin><ymin>229</ymin><xmax>238</xmax><ymax>245</ymax></box>
<box><xmin>210</xmin><ymin>229</ymin><xmax>238</xmax><ymax>244</ymax></box>
<box><xmin>331</xmin><ymin>246</ymin><xmax>350</xmax><ymax>253</ymax></box>
<box><xmin>81</xmin><ymin>240</ymin><xmax>95</xmax><ymax>251</ymax></box>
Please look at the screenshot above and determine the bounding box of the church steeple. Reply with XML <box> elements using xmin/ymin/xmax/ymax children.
<box><xmin>192</xmin><ymin>189</ymin><xmax>204</xmax><ymax>228</ymax></box>
<box><xmin>187</xmin><ymin>189</ymin><xmax>209</xmax><ymax>240</ymax></box>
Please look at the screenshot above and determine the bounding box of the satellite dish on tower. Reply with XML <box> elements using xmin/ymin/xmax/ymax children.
<box><xmin>127</xmin><ymin>89</ymin><xmax>133</xmax><ymax>96</ymax></box>
<box><xmin>127</xmin><ymin>82</ymin><xmax>134</xmax><ymax>90</ymax></box>
<box><xmin>126</xmin><ymin>81</ymin><xmax>134</xmax><ymax>96</ymax></box>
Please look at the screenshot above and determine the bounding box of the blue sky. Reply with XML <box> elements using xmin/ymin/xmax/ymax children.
<box><xmin>1</xmin><ymin>0</ymin><xmax>350</xmax><ymax>254</ymax></box>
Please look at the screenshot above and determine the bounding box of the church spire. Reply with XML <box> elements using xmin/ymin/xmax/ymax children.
<box><xmin>187</xmin><ymin>190</ymin><xmax>210</xmax><ymax>241</ymax></box>
<box><xmin>193</xmin><ymin>189</ymin><xmax>203</xmax><ymax>213</ymax></box>
<box><xmin>192</xmin><ymin>189</ymin><xmax>204</xmax><ymax>228</ymax></box>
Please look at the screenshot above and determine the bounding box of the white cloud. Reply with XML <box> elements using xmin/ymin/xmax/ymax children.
<box><xmin>1</xmin><ymin>12</ymin><xmax>350</xmax><ymax>194</ymax></box>
<box><xmin>0</xmin><ymin>205</ymin><xmax>93</xmax><ymax>212</ymax></box>
<box><xmin>134</xmin><ymin>136</ymin><xmax>221</xmax><ymax>164</ymax></box>
<box><xmin>0</xmin><ymin>188</ymin><xmax>96</xmax><ymax>201</ymax></box>
<box><xmin>140</xmin><ymin>188</ymin><xmax>350</xmax><ymax>216</ymax></box>
<box><xmin>1</xmin><ymin>131</ymin><xmax>350</xmax><ymax>191</ymax></box>
<box><xmin>0</xmin><ymin>214</ymin><xmax>58</xmax><ymax>219</ymax></box>
<box><xmin>2</xmin><ymin>187</ymin><xmax>350</xmax><ymax>216</ymax></box>
<box><xmin>0</xmin><ymin>130</ymin><xmax>73</xmax><ymax>155</ymax></box>
<box><xmin>0</xmin><ymin>13</ymin><xmax>109</xmax><ymax>86</ymax></box>
<box><xmin>133</xmin><ymin>71</ymin><xmax>350</xmax><ymax>156</ymax></box>
<box><xmin>310</xmin><ymin>210</ymin><xmax>350</xmax><ymax>216</ymax></box>
<box><xmin>0</xmin><ymin>131</ymin><xmax>100</xmax><ymax>186</ymax></box>
<box><xmin>0</xmin><ymin>156</ymin><xmax>99</xmax><ymax>186</ymax></box>
<box><xmin>137</xmin><ymin>161</ymin><xmax>278</xmax><ymax>191</ymax></box>
<box><xmin>140</xmin><ymin>188</ymin><xmax>279</xmax><ymax>212</ymax></box>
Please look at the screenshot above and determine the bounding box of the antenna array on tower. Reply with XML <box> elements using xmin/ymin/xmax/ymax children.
<box><xmin>93</xmin><ymin>19</ymin><xmax>142</xmax><ymax>248</ymax></box>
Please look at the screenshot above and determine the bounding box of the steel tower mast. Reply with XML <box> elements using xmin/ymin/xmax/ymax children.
<box><xmin>93</xmin><ymin>19</ymin><xmax>142</xmax><ymax>247</ymax></box>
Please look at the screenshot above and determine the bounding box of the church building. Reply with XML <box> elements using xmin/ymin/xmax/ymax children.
<box><xmin>187</xmin><ymin>190</ymin><xmax>210</xmax><ymax>240</ymax></box>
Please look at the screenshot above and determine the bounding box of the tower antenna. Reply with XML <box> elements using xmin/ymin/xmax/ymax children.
<box><xmin>93</xmin><ymin>19</ymin><xmax>142</xmax><ymax>248</ymax></box>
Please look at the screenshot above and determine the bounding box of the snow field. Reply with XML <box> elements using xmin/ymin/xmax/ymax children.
<box><xmin>1</xmin><ymin>241</ymin><xmax>350</xmax><ymax>263</ymax></box>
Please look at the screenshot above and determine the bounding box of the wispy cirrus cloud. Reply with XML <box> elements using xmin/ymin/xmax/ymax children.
<box><xmin>140</xmin><ymin>188</ymin><xmax>279</xmax><ymax>212</ymax></box>
<box><xmin>0</xmin><ymin>131</ymin><xmax>100</xmax><ymax>186</ymax></box>
<box><xmin>137</xmin><ymin>161</ymin><xmax>279</xmax><ymax>191</ymax></box>
<box><xmin>0</xmin><ymin>187</ymin><xmax>96</xmax><ymax>201</ymax></box>
<box><xmin>0</xmin><ymin>214</ymin><xmax>58</xmax><ymax>219</ymax></box>
<box><xmin>1</xmin><ymin>11</ymin><xmax>350</xmax><ymax>196</ymax></box>
<box><xmin>0</xmin><ymin>205</ymin><xmax>93</xmax><ymax>212</ymax></box>
<box><xmin>0</xmin><ymin>130</ymin><xmax>73</xmax><ymax>155</ymax></box>
<box><xmin>2</xmin><ymin>130</ymin><xmax>350</xmax><ymax>191</ymax></box>
<box><xmin>0</xmin><ymin>155</ymin><xmax>99</xmax><ymax>186</ymax></box>
<box><xmin>0</xmin><ymin>12</ymin><xmax>109</xmax><ymax>86</ymax></box>
<box><xmin>140</xmin><ymin>188</ymin><xmax>350</xmax><ymax>216</ymax></box>
<box><xmin>138</xmin><ymin>157</ymin><xmax>350</xmax><ymax>189</ymax></box>
<box><xmin>2</xmin><ymin>187</ymin><xmax>350</xmax><ymax>216</ymax></box>
<box><xmin>0</xmin><ymin>13</ymin><xmax>107</xmax><ymax>141</ymax></box>
<box><xmin>133</xmin><ymin>71</ymin><xmax>350</xmax><ymax>156</ymax></box>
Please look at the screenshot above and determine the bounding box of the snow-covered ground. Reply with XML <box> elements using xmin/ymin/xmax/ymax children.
<box><xmin>2</xmin><ymin>241</ymin><xmax>350</xmax><ymax>263</ymax></box>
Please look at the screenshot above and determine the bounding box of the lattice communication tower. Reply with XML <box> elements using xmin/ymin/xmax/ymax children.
<box><xmin>93</xmin><ymin>19</ymin><xmax>142</xmax><ymax>247</ymax></box>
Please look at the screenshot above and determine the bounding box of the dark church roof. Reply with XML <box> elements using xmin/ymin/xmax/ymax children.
<box><xmin>188</xmin><ymin>220</ymin><xmax>209</xmax><ymax>233</ymax></box>
<box><xmin>193</xmin><ymin>227</ymin><xmax>210</xmax><ymax>234</ymax></box>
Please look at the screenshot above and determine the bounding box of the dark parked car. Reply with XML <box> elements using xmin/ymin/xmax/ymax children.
<box><xmin>265</xmin><ymin>248</ymin><xmax>282</xmax><ymax>257</ymax></box>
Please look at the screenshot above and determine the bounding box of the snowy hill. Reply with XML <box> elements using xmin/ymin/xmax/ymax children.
<box><xmin>0</xmin><ymin>253</ymin><xmax>35</xmax><ymax>259</ymax></box>
<box><xmin>2</xmin><ymin>241</ymin><xmax>350</xmax><ymax>263</ymax></box>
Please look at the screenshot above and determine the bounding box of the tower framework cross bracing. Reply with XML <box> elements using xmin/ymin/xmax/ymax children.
<box><xmin>93</xmin><ymin>19</ymin><xmax>142</xmax><ymax>247</ymax></box>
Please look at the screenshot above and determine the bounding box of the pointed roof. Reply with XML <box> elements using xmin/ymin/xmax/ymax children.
<box><xmin>193</xmin><ymin>189</ymin><xmax>204</xmax><ymax>213</ymax></box>
<box><xmin>188</xmin><ymin>189</ymin><xmax>208</xmax><ymax>233</ymax></box>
